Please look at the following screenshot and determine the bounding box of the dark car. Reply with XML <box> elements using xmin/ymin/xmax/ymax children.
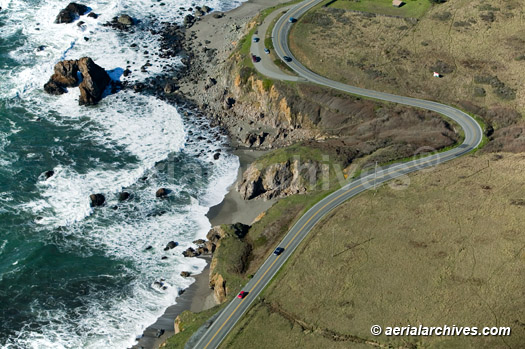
<box><xmin>289</xmin><ymin>17</ymin><xmax>297</xmax><ymax>23</ymax></box>
<box><xmin>251</xmin><ymin>54</ymin><xmax>258</xmax><ymax>63</ymax></box>
<box><xmin>237</xmin><ymin>291</ymin><xmax>248</xmax><ymax>299</ymax></box>
<box><xmin>252</xmin><ymin>37</ymin><xmax>259</xmax><ymax>43</ymax></box>
<box><xmin>283</xmin><ymin>56</ymin><xmax>292</xmax><ymax>62</ymax></box>
<box><xmin>273</xmin><ymin>247</ymin><xmax>285</xmax><ymax>256</ymax></box>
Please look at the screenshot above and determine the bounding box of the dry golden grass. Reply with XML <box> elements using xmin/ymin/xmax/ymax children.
<box><xmin>221</xmin><ymin>153</ymin><xmax>525</xmax><ymax>348</ymax></box>
<box><xmin>289</xmin><ymin>0</ymin><xmax>525</xmax><ymax>118</ymax></box>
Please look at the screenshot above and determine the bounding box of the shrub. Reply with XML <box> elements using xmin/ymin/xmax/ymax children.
<box><xmin>262</xmin><ymin>79</ymin><xmax>273</xmax><ymax>91</ymax></box>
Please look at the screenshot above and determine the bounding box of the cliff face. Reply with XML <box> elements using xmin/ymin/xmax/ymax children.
<box><xmin>237</xmin><ymin>159</ymin><xmax>321</xmax><ymax>200</ymax></box>
<box><xmin>206</xmin><ymin>224</ymin><xmax>251</xmax><ymax>304</ymax></box>
<box><xmin>210</xmin><ymin>61</ymin><xmax>322</xmax><ymax>149</ymax></box>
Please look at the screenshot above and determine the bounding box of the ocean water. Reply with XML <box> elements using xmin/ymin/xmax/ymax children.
<box><xmin>0</xmin><ymin>0</ymin><xmax>243</xmax><ymax>347</ymax></box>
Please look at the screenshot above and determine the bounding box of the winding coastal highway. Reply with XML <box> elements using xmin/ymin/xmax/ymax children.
<box><xmin>194</xmin><ymin>1</ymin><xmax>483</xmax><ymax>348</ymax></box>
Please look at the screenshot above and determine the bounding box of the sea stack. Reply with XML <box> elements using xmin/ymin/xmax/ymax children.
<box><xmin>43</xmin><ymin>57</ymin><xmax>111</xmax><ymax>106</ymax></box>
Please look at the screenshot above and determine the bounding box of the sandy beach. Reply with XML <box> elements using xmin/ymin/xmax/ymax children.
<box><xmin>207</xmin><ymin>149</ymin><xmax>275</xmax><ymax>226</ymax></box>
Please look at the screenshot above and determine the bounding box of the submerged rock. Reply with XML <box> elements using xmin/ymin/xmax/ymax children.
<box><xmin>118</xmin><ymin>191</ymin><xmax>131</xmax><ymax>201</ymax></box>
<box><xmin>180</xmin><ymin>271</ymin><xmax>191</xmax><ymax>277</ymax></box>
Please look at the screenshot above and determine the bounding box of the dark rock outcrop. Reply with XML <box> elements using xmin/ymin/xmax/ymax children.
<box><xmin>163</xmin><ymin>241</ymin><xmax>178</xmax><ymax>251</ymax></box>
<box><xmin>164</xmin><ymin>82</ymin><xmax>179</xmax><ymax>94</ymax></box>
<box><xmin>77</xmin><ymin>57</ymin><xmax>111</xmax><ymax>105</ymax></box>
<box><xmin>104</xmin><ymin>14</ymin><xmax>136</xmax><ymax>31</ymax></box>
<box><xmin>193</xmin><ymin>239</ymin><xmax>206</xmax><ymax>245</ymax></box>
<box><xmin>43</xmin><ymin>170</ymin><xmax>55</xmax><ymax>180</ymax></box>
<box><xmin>89</xmin><ymin>193</ymin><xmax>105</xmax><ymax>207</ymax></box>
<box><xmin>224</xmin><ymin>97</ymin><xmax>235</xmax><ymax>109</ymax></box>
<box><xmin>44</xmin><ymin>57</ymin><xmax>110</xmax><ymax>105</ymax></box>
<box><xmin>51</xmin><ymin>60</ymin><xmax>80</xmax><ymax>86</ymax></box>
<box><xmin>55</xmin><ymin>3</ymin><xmax>89</xmax><ymax>24</ymax></box>
<box><xmin>43</xmin><ymin>60</ymin><xmax>79</xmax><ymax>95</ymax></box>
<box><xmin>43</xmin><ymin>80</ymin><xmax>67</xmax><ymax>95</ymax></box>
<box><xmin>180</xmin><ymin>271</ymin><xmax>191</xmax><ymax>277</ymax></box>
<box><xmin>182</xmin><ymin>247</ymin><xmax>198</xmax><ymax>257</ymax></box>
<box><xmin>155</xmin><ymin>188</ymin><xmax>170</xmax><ymax>198</ymax></box>
<box><xmin>183</xmin><ymin>14</ymin><xmax>195</xmax><ymax>28</ymax></box>
<box><xmin>117</xmin><ymin>14</ymin><xmax>133</xmax><ymax>26</ymax></box>
<box><xmin>204</xmin><ymin>77</ymin><xmax>216</xmax><ymax>90</ymax></box>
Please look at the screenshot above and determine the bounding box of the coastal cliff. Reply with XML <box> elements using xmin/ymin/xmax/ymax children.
<box><xmin>206</xmin><ymin>224</ymin><xmax>251</xmax><ymax>304</ymax></box>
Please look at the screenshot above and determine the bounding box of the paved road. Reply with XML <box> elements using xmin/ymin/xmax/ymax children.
<box><xmin>194</xmin><ymin>1</ymin><xmax>483</xmax><ymax>348</ymax></box>
<box><xmin>249</xmin><ymin>5</ymin><xmax>305</xmax><ymax>81</ymax></box>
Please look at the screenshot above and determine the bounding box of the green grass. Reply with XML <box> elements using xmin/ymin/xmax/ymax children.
<box><xmin>264</xmin><ymin>36</ymin><xmax>273</xmax><ymax>50</ymax></box>
<box><xmin>256</xmin><ymin>144</ymin><xmax>326</xmax><ymax>167</ymax></box>
<box><xmin>262</xmin><ymin>78</ymin><xmax>273</xmax><ymax>91</ymax></box>
<box><xmin>329</xmin><ymin>0</ymin><xmax>432</xmax><ymax>18</ymax></box>
<box><xmin>247</xmin><ymin>189</ymin><xmax>335</xmax><ymax>246</ymax></box>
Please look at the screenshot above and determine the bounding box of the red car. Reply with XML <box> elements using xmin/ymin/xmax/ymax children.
<box><xmin>237</xmin><ymin>291</ymin><xmax>248</xmax><ymax>299</ymax></box>
<box><xmin>251</xmin><ymin>54</ymin><xmax>258</xmax><ymax>63</ymax></box>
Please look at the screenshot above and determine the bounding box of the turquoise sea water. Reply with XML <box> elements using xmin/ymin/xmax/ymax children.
<box><xmin>0</xmin><ymin>0</ymin><xmax>241</xmax><ymax>347</ymax></box>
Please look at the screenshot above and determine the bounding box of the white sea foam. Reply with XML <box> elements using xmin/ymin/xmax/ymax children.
<box><xmin>0</xmin><ymin>0</ymin><xmax>245</xmax><ymax>347</ymax></box>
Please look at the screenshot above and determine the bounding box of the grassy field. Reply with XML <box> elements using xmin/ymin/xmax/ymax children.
<box><xmin>289</xmin><ymin>0</ymin><xmax>525</xmax><ymax>149</ymax></box>
<box><xmin>221</xmin><ymin>152</ymin><xmax>525</xmax><ymax>348</ymax></box>
<box><xmin>329</xmin><ymin>0</ymin><xmax>431</xmax><ymax>18</ymax></box>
